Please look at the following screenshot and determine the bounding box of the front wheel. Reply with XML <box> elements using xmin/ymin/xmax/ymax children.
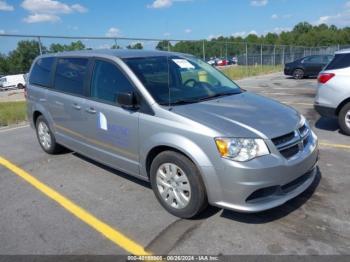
<box><xmin>150</xmin><ymin>151</ymin><xmax>208</xmax><ymax>218</ymax></box>
<box><xmin>338</xmin><ymin>102</ymin><xmax>350</xmax><ymax>136</ymax></box>
<box><xmin>293</xmin><ymin>69</ymin><xmax>304</xmax><ymax>79</ymax></box>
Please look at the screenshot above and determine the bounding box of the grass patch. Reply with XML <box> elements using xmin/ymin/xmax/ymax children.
<box><xmin>221</xmin><ymin>65</ymin><xmax>283</xmax><ymax>80</ymax></box>
<box><xmin>0</xmin><ymin>101</ymin><xmax>27</xmax><ymax>127</ymax></box>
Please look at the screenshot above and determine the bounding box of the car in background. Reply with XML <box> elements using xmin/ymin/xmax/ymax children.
<box><xmin>207</xmin><ymin>57</ymin><xmax>217</xmax><ymax>66</ymax></box>
<box><xmin>0</xmin><ymin>74</ymin><xmax>26</xmax><ymax>90</ymax></box>
<box><xmin>284</xmin><ymin>55</ymin><xmax>333</xmax><ymax>79</ymax></box>
<box><xmin>230</xmin><ymin>56</ymin><xmax>238</xmax><ymax>65</ymax></box>
<box><xmin>216</xmin><ymin>58</ymin><xmax>229</xmax><ymax>66</ymax></box>
<box><xmin>314</xmin><ymin>49</ymin><xmax>350</xmax><ymax>135</ymax></box>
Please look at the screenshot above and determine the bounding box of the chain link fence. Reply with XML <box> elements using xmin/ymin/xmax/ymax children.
<box><xmin>1</xmin><ymin>34</ymin><xmax>349</xmax><ymax>76</ymax></box>
<box><xmin>0</xmin><ymin>34</ymin><xmax>349</xmax><ymax>127</ymax></box>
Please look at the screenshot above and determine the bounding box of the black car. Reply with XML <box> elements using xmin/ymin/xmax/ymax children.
<box><xmin>284</xmin><ymin>55</ymin><xmax>333</xmax><ymax>79</ymax></box>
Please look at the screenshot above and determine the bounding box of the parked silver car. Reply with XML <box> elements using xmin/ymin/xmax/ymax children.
<box><xmin>27</xmin><ymin>50</ymin><xmax>319</xmax><ymax>218</ymax></box>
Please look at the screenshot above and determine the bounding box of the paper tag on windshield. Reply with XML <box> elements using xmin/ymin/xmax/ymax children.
<box><xmin>172</xmin><ymin>59</ymin><xmax>195</xmax><ymax>69</ymax></box>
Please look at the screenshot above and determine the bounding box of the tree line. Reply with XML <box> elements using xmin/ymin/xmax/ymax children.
<box><xmin>1</xmin><ymin>22</ymin><xmax>349</xmax><ymax>75</ymax></box>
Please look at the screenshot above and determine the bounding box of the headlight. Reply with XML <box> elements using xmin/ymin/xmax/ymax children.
<box><xmin>215</xmin><ymin>138</ymin><xmax>270</xmax><ymax>162</ymax></box>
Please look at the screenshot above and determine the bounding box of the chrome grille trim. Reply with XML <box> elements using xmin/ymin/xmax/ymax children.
<box><xmin>272</xmin><ymin>124</ymin><xmax>310</xmax><ymax>159</ymax></box>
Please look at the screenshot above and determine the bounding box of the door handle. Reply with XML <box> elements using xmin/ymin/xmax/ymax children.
<box><xmin>39</xmin><ymin>98</ymin><xmax>46</xmax><ymax>102</ymax></box>
<box><xmin>86</xmin><ymin>107</ymin><xmax>96</xmax><ymax>114</ymax></box>
<box><xmin>72</xmin><ymin>103</ymin><xmax>81</xmax><ymax>110</ymax></box>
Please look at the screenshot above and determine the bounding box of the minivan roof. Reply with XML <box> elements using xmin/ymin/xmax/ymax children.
<box><xmin>38</xmin><ymin>49</ymin><xmax>190</xmax><ymax>59</ymax></box>
<box><xmin>335</xmin><ymin>48</ymin><xmax>350</xmax><ymax>55</ymax></box>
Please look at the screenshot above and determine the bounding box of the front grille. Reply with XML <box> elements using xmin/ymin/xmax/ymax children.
<box><xmin>280</xmin><ymin>144</ymin><xmax>299</xmax><ymax>158</ymax></box>
<box><xmin>299</xmin><ymin>124</ymin><xmax>308</xmax><ymax>138</ymax></box>
<box><xmin>246</xmin><ymin>186</ymin><xmax>279</xmax><ymax>202</ymax></box>
<box><xmin>245</xmin><ymin>167</ymin><xmax>315</xmax><ymax>203</ymax></box>
<box><xmin>281</xmin><ymin>173</ymin><xmax>311</xmax><ymax>193</ymax></box>
<box><xmin>271</xmin><ymin>132</ymin><xmax>295</xmax><ymax>147</ymax></box>
<box><xmin>272</xmin><ymin>124</ymin><xmax>310</xmax><ymax>159</ymax></box>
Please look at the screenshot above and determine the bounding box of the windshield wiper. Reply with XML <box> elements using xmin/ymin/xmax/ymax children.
<box><xmin>170</xmin><ymin>99</ymin><xmax>201</xmax><ymax>105</ymax></box>
<box><xmin>195</xmin><ymin>91</ymin><xmax>240</xmax><ymax>102</ymax></box>
<box><xmin>161</xmin><ymin>91</ymin><xmax>240</xmax><ymax>106</ymax></box>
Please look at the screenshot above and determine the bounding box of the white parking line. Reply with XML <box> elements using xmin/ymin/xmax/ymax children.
<box><xmin>0</xmin><ymin>125</ymin><xmax>29</xmax><ymax>133</ymax></box>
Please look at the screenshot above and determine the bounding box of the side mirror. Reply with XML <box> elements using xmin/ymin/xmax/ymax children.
<box><xmin>117</xmin><ymin>92</ymin><xmax>138</xmax><ymax>110</ymax></box>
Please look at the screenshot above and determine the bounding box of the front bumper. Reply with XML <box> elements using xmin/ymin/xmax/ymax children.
<box><xmin>284</xmin><ymin>67</ymin><xmax>292</xmax><ymax>76</ymax></box>
<box><xmin>203</xmin><ymin>132</ymin><xmax>319</xmax><ymax>213</ymax></box>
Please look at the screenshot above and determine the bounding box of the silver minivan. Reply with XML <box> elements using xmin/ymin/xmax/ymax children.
<box><xmin>27</xmin><ymin>50</ymin><xmax>319</xmax><ymax>218</ymax></box>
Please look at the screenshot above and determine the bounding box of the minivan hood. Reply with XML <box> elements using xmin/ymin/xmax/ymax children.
<box><xmin>171</xmin><ymin>92</ymin><xmax>301</xmax><ymax>139</ymax></box>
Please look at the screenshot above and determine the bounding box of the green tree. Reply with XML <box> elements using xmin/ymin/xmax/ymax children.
<box><xmin>111</xmin><ymin>44</ymin><xmax>121</xmax><ymax>49</ymax></box>
<box><xmin>0</xmin><ymin>54</ymin><xmax>10</xmax><ymax>75</ymax></box>
<box><xmin>49</xmin><ymin>40</ymin><xmax>85</xmax><ymax>53</ymax></box>
<box><xmin>156</xmin><ymin>40</ymin><xmax>172</xmax><ymax>51</ymax></box>
<box><xmin>126</xmin><ymin>42</ymin><xmax>143</xmax><ymax>49</ymax></box>
<box><xmin>7</xmin><ymin>40</ymin><xmax>43</xmax><ymax>73</ymax></box>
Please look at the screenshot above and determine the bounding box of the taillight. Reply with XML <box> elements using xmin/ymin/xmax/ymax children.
<box><xmin>318</xmin><ymin>73</ymin><xmax>335</xmax><ymax>84</ymax></box>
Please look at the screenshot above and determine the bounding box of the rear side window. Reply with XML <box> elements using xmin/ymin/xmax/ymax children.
<box><xmin>90</xmin><ymin>60</ymin><xmax>134</xmax><ymax>104</ymax></box>
<box><xmin>29</xmin><ymin>57</ymin><xmax>55</xmax><ymax>87</ymax></box>
<box><xmin>54</xmin><ymin>58</ymin><xmax>89</xmax><ymax>96</ymax></box>
<box><xmin>305</xmin><ymin>56</ymin><xmax>323</xmax><ymax>63</ymax></box>
<box><xmin>326</xmin><ymin>53</ymin><xmax>350</xmax><ymax>70</ymax></box>
<box><xmin>324</xmin><ymin>55</ymin><xmax>333</xmax><ymax>63</ymax></box>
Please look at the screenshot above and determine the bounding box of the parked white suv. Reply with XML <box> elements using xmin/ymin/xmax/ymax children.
<box><xmin>314</xmin><ymin>49</ymin><xmax>350</xmax><ymax>135</ymax></box>
<box><xmin>0</xmin><ymin>74</ymin><xmax>26</xmax><ymax>90</ymax></box>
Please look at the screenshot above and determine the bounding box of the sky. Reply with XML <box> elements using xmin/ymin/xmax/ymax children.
<box><xmin>0</xmin><ymin>0</ymin><xmax>350</xmax><ymax>51</ymax></box>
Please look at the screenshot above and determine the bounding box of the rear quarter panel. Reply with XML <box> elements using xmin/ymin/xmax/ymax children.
<box><xmin>316</xmin><ymin>68</ymin><xmax>350</xmax><ymax>108</ymax></box>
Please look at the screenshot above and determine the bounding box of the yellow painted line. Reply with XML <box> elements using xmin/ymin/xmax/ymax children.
<box><xmin>0</xmin><ymin>156</ymin><xmax>151</xmax><ymax>256</ymax></box>
<box><xmin>319</xmin><ymin>142</ymin><xmax>350</xmax><ymax>150</ymax></box>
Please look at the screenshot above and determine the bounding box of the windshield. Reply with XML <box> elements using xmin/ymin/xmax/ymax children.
<box><xmin>123</xmin><ymin>55</ymin><xmax>241</xmax><ymax>105</ymax></box>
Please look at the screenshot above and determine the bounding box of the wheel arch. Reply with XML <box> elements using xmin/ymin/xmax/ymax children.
<box><xmin>336</xmin><ymin>97</ymin><xmax>350</xmax><ymax>116</ymax></box>
<box><xmin>33</xmin><ymin>110</ymin><xmax>43</xmax><ymax>125</ymax></box>
<box><xmin>145</xmin><ymin>145</ymin><xmax>196</xmax><ymax>179</ymax></box>
<box><xmin>141</xmin><ymin>133</ymin><xmax>213</xmax><ymax>179</ymax></box>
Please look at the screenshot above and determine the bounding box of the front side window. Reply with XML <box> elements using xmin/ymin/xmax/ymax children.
<box><xmin>124</xmin><ymin>55</ymin><xmax>241</xmax><ymax>105</ymax></box>
<box><xmin>54</xmin><ymin>58</ymin><xmax>88</xmax><ymax>96</ymax></box>
<box><xmin>29</xmin><ymin>57</ymin><xmax>55</xmax><ymax>87</ymax></box>
<box><xmin>90</xmin><ymin>60</ymin><xmax>134</xmax><ymax>104</ymax></box>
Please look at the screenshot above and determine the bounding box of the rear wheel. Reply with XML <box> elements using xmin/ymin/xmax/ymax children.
<box><xmin>36</xmin><ymin>115</ymin><xmax>63</xmax><ymax>154</ymax></box>
<box><xmin>293</xmin><ymin>69</ymin><xmax>304</xmax><ymax>79</ymax></box>
<box><xmin>338</xmin><ymin>102</ymin><xmax>350</xmax><ymax>136</ymax></box>
<box><xmin>17</xmin><ymin>83</ymin><xmax>24</xmax><ymax>89</ymax></box>
<box><xmin>150</xmin><ymin>151</ymin><xmax>208</xmax><ymax>218</ymax></box>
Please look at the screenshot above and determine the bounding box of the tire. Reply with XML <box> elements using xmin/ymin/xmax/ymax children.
<box><xmin>338</xmin><ymin>102</ymin><xmax>350</xmax><ymax>136</ymax></box>
<box><xmin>150</xmin><ymin>151</ymin><xmax>208</xmax><ymax>218</ymax></box>
<box><xmin>17</xmin><ymin>83</ymin><xmax>24</xmax><ymax>89</ymax></box>
<box><xmin>293</xmin><ymin>69</ymin><xmax>304</xmax><ymax>79</ymax></box>
<box><xmin>35</xmin><ymin>115</ymin><xmax>63</xmax><ymax>154</ymax></box>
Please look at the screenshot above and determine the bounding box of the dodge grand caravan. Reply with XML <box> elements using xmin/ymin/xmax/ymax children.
<box><xmin>27</xmin><ymin>50</ymin><xmax>319</xmax><ymax>218</ymax></box>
